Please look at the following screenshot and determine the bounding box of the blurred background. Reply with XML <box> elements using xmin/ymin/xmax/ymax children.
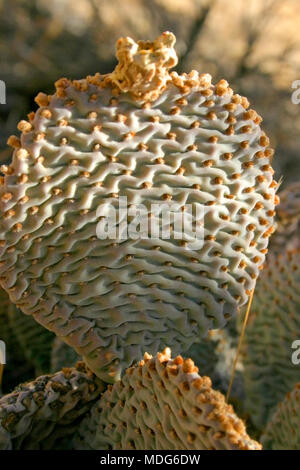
<box><xmin>0</xmin><ymin>0</ymin><xmax>299</xmax><ymax>186</ymax></box>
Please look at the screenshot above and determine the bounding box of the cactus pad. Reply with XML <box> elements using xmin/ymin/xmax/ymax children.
<box><xmin>0</xmin><ymin>32</ymin><xmax>277</xmax><ymax>382</ymax></box>
<box><xmin>74</xmin><ymin>348</ymin><xmax>261</xmax><ymax>450</ymax></box>
<box><xmin>271</xmin><ymin>182</ymin><xmax>300</xmax><ymax>252</ymax></box>
<box><xmin>242</xmin><ymin>248</ymin><xmax>300</xmax><ymax>428</ymax></box>
<box><xmin>50</xmin><ymin>337</ymin><xmax>80</xmax><ymax>373</ymax></box>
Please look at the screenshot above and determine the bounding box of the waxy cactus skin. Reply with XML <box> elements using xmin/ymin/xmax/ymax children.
<box><xmin>0</xmin><ymin>32</ymin><xmax>277</xmax><ymax>383</ymax></box>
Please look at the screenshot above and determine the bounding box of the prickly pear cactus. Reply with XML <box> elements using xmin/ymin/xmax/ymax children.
<box><xmin>0</xmin><ymin>362</ymin><xmax>103</xmax><ymax>450</ymax></box>
<box><xmin>50</xmin><ymin>337</ymin><xmax>80</xmax><ymax>373</ymax></box>
<box><xmin>242</xmin><ymin>248</ymin><xmax>300</xmax><ymax>429</ymax></box>
<box><xmin>0</xmin><ymin>32</ymin><xmax>277</xmax><ymax>382</ymax></box>
<box><xmin>261</xmin><ymin>383</ymin><xmax>300</xmax><ymax>450</ymax></box>
<box><xmin>74</xmin><ymin>348</ymin><xmax>261</xmax><ymax>450</ymax></box>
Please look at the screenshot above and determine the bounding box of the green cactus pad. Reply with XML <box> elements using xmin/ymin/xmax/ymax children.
<box><xmin>0</xmin><ymin>32</ymin><xmax>277</xmax><ymax>382</ymax></box>
<box><xmin>242</xmin><ymin>248</ymin><xmax>300</xmax><ymax>429</ymax></box>
<box><xmin>0</xmin><ymin>362</ymin><xmax>103</xmax><ymax>450</ymax></box>
<box><xmin>74</xmin><ymin>348</ymin><xmax>261</xmax><ymax>450</ymax></box>
<box><xmin>261</xmin><ymin>383</ymin><xmax>300</xmax><ymax>450</ymax></box>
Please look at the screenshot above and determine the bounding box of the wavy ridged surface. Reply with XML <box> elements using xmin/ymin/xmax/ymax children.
<box><xmin>50</xmin><ymin>337</ymin><xmax>80</xmax><ymax>373</ymax></box>
<box><xmin>0</xmin><ymin>289</ymin><xmax>34</xmax><ymax>394</ymax></box>
<box><xmin>261</xmin><ymin>383</ymin><xmax>300</xmax><ymax>450</ymax></box>
<box><xmin>74</xmin><ymin>348</ymin><xmax>261</xmax><ymax>450</ymax></box>
<box><xmin>242</xmin><ymin>248</ymin><xmax>300</xmax><ymax>429</ymax></box>
<box><xmin>8</xmin><ymin>304</ymin><xmax>55</xmax><ymax>375</ymax></box>
<box><xmin>0</xmin><ymin>362</ymin><xmax>103</xmax><ymax>450</ymax></box>
<box><xmin>0</xmin><ymin>34</ymin><xmax>277</xmax><ymax>382</ymax></box>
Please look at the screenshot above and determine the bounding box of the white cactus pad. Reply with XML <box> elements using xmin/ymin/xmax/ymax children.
<box><xmin>0</xmin><ymin>32</ymin><xmax>277</xmax><ymax>381</ymax></box>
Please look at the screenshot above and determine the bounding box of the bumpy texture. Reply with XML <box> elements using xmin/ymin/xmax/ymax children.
<box><xmin>0</xmin><ymin>288</ymin><xmax>17</xmax><ymax>354</ymax></box>
<box><xmin>261</xmin><ymin>383</ymin><xmax>300</xmax><ymax>450</ymax></box>
<box><xmin>0</xmin><ymin>362</ymin><xmax>103</xmax><ymax>450</ymax></box>
<box><xmin>50</xmin><ymin>337</ymin><xmax>80</xmax><ymax>373</ymax></box>
<box><xmin>271</xmin><ymin>182</ymin><xmax>300</xmax><ymax>252</ymax></box>
<box><xmin>0</xmin><ymin>32</ymin><xmax>277</xmax><ymax>382</ymax></box>
<box><xmin>242</xmin><ymin>248</ymin><xmax>300</xmax><ymax>429</ymax></box>
<box><xmin>0</xmin><ymin>289</ymin><xmax>34</xmax><ymax>394</ymax></box>
<box><xmin>74</xmin><ymin>348</ymin><xmax>261</xmax><ymax>450</ymax></box>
